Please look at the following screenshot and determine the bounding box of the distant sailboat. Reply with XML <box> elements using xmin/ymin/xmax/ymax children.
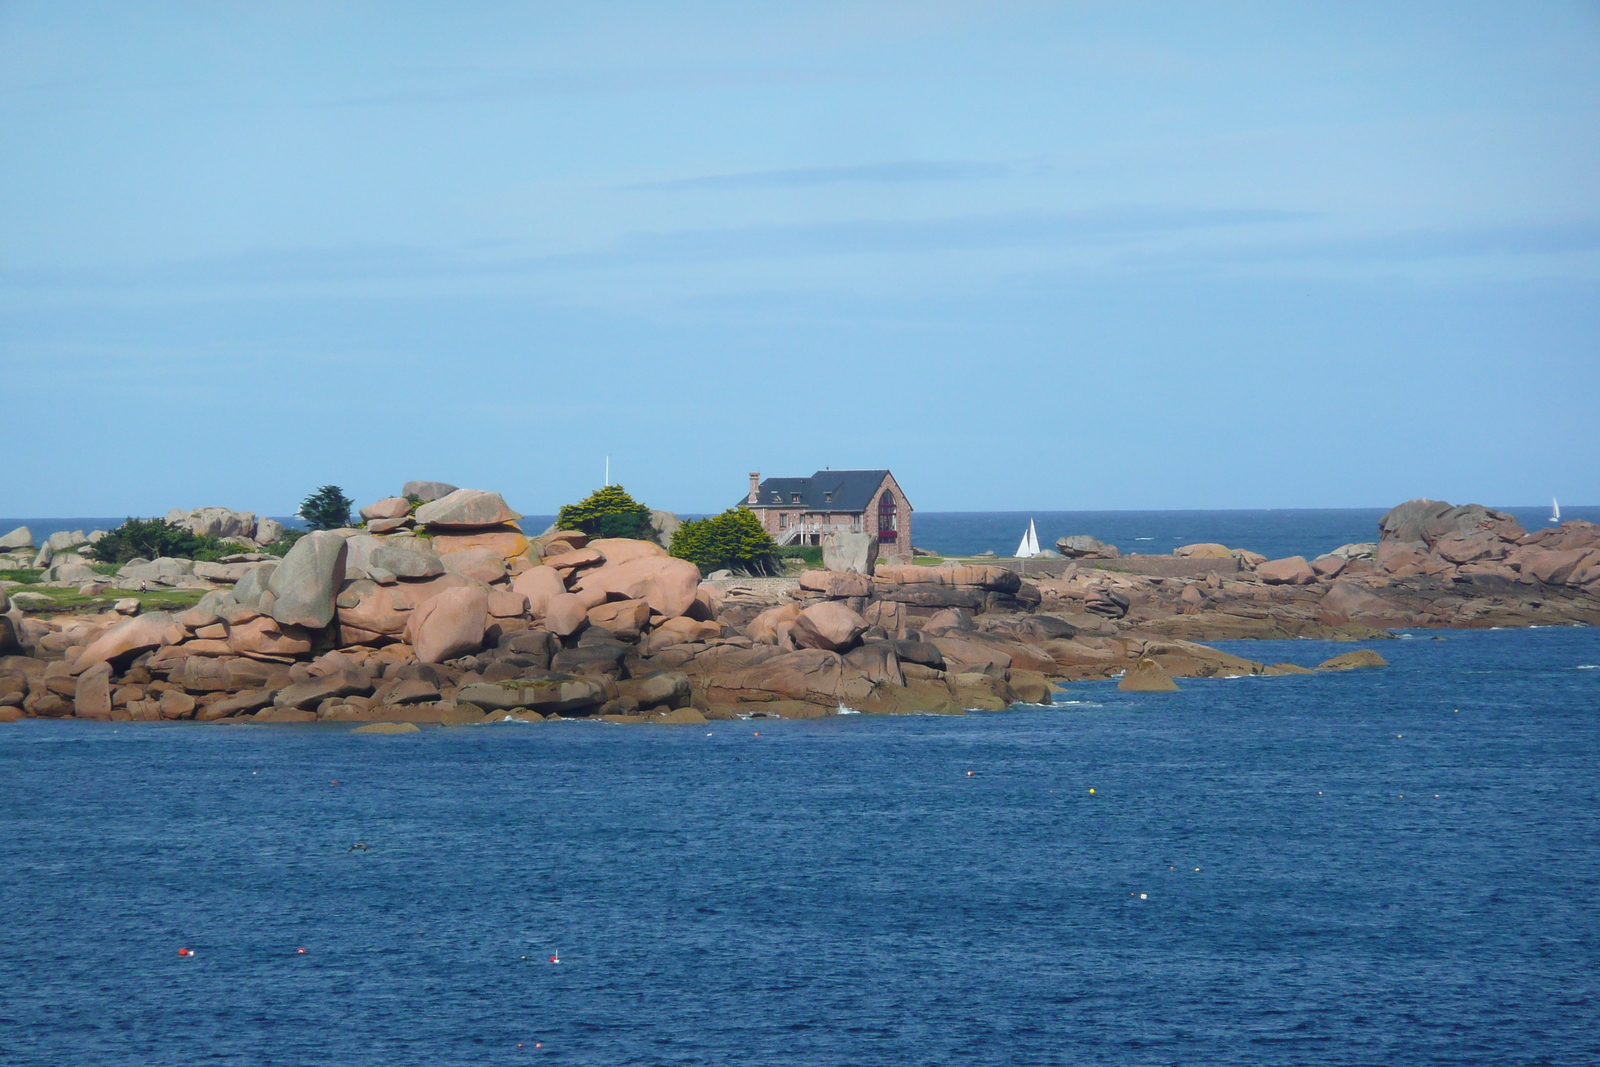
<box><xmin>1015</xmin><ymin>519</ymin><xmax>1041</xmax><ymax>559</ymax></box>
<box><xmin>1550</xmin><ymin>497</ymin><xmax>1560</xmax><ymax>524</ymax></box>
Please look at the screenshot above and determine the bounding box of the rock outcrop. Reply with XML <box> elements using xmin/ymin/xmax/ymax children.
<box><xmin>1</xmin><ymin>493</ymin><xmax>1593</xmax><ymax>728</ymax></box>
<box><xmin>1057</xmin><ymin>535</ymin><xmax>1119</xmax><ymax>559</ymax></box>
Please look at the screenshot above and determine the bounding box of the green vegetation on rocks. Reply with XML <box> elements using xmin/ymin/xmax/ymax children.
<box><xmin>87</xmin><ymin>518</ymin><xmax>247</xmax><ymax>565</ymax></box>
<box><xmin>556</xmin><ymin>485</ymin><xmax>654</xmax><ymax>541</ymax></box>
<box><xmin>670</xmin><ymin>507</ymin><xmax>780</xmax><ymax>575</ymax></box>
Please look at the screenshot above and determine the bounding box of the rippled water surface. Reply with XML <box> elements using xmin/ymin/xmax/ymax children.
<box><xmin>3</xmin><ymin>627</ymin><xmax>1598</xmax><ymax>1066</ymax></box>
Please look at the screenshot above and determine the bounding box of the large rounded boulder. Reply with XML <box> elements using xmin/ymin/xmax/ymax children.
<box><xmin>406</xmin><ymin>586</ymin><xmax>489</xmax><ymax>664</ymax></box>
<box><xmin>265</xmin><ymin>531</ymin><xmax>348</xmax><ymax>629</ymax></box>
<box><xmin>791</xmin><ymin>602</ymin><xmax>868</xmax><ymax>653</ymax></box>
<box><xmin>414</xmin><ymin>489</ymin><xmax>521</xmax><ymax>529</ymax></box>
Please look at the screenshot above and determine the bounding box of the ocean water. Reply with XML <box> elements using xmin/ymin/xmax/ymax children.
<box><xmin>913</xmin><ymin>505</ymin><xmax>1600</xmax><ymax>561</ymax></box>
<box><xmin>5</xmin><ymin>506</ymin><xmax>1594</xmax><ymax>564</ymax></box>
<box><xmin>2</xmin><ymin>626</ymin><xmax>1597</xmax><ymax>1066</ymax></box>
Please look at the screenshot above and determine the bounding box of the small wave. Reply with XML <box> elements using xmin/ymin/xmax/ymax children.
<box><xmin>836</xmin><ymin>704</ymin><xmax>861</xmax><ymax>715</ymax></box>
<box><xmin>1578</xmin><ymin>665</ymin><xmax>1599</xmax><ymax>670</ymax></box>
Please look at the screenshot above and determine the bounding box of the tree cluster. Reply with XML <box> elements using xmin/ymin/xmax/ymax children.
<box><xmin>88</xmin><ymin>519</ymin><xmax>243</xmax><ymax>565</ymax></box>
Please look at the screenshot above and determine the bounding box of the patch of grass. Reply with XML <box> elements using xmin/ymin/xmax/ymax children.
<box><xmin>779</xmin><ymin>545</ymin><xmax>824</xmax><ymax>568</ymax></box>
<box><xmin>0</xmin><ymin>569</ymin><xmax>43</xmax><ymax>584</ymax></box>
<box><xmin>912</xmin><ymin>556</ymin><xmax>946</xmax><ymax>565</ymax></box>
<box><xmin>13</xmin><ymin>587</ymin><xmax>209</xmax><ymax>614</ymax></box>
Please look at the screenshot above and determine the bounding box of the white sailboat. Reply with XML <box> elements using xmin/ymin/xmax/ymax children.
<box><xmin>1015</xmin><ymin>519</ymin><xmax>1041</xmax><ymax>559</ymax></box>
<box><xmin>1550</xmin><ymin>497</ymin><xmax>1560</xmax><ymax>524</ymax></box>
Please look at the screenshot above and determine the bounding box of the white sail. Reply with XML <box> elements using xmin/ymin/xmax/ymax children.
<box><xmin>1550</xmin><ymin>497</ymin><xmax>1560</xmax><ymax>523</ymax></box>
<box><xmin>1015</xmin><ymin>519</ymin><xmax>1040</xmax><ymax>558</ymax></box>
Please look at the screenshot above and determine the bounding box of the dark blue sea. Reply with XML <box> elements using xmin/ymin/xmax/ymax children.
<box><xmin>5</xmin><ymin>506</ymin><xmax>1595</xmax><ymax>562</ymax></box>
<box><xmin>3</xmin><ymin>626</ymin><xmax>1598</xmax><ymax>1066</ymax></box>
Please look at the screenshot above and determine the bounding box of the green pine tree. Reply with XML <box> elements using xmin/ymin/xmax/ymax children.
<box><xmin>298</xmin><ymin>485</ymin><xmax>354</xmax><ymax>530</ymax></box>
<box><xmin>556</xmin><ymin>484</ymin><xmax>655</xmax><ymax>540</ymax></box>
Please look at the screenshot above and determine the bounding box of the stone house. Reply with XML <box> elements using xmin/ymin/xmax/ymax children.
<box><xmin>741</xmin><ymin>470</ymin><xmax>913</xmax><ymax>556</ymax></box>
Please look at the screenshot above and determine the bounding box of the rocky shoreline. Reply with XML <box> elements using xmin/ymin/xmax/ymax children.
<box><xmin>1</xmin><ymin>493</ymin><xmax>1595</xmax><ymax>726</ymax></box>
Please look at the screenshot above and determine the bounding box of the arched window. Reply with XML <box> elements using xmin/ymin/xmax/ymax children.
<box><xmin>877</xmin><ymin>494</ymin><xmax>897</xmax><ymax>542</ymax></box>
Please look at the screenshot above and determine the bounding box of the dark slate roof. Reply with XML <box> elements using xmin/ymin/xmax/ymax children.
<box><xmin>740</xmin><ymin>470</ymin><xmax>898</xmax><ymax>513</ymax></box>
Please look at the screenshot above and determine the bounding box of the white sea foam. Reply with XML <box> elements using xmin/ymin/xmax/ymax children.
<box><xmin>836</xmin><ymin>704</ymin><xmax>861</xmax><ymax>715</ymax></box>
<box><xmin>1577</xmin><ymin>665</ymin><xmax>1599</xmax><ymax>670</ymax></box>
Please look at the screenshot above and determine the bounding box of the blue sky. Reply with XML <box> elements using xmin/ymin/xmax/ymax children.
<box><xmin>3</xmin><ymin>2</ymin><xmax>1597</xmax><ymax>516</ymax></box>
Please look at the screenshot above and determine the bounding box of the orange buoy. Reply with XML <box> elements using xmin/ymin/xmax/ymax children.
<box><xmin>177</xmin><ymin>947</ymin><xmax>192</xmax><ymax>957</ymax></box>
<box><xmin>296</xmin><ymin>947</ymin><xmax>306</xmax><ymax>955</ymax></box>
<box><xmin>549</xmin><ymin>954</ymin><xmax>560</xmax><ymax>964</ymax></box>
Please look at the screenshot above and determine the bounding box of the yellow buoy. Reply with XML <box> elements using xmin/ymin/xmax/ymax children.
<box><xmin>1088</xmin><ymin>788</ymin><xmax>1095</xmax><ymax>794</ymax></box>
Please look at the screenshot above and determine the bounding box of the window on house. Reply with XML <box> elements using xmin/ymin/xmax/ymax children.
<box><xmin>824</xmin><ymin>492</ymin><xmax>832</xmax><ymax>503</ymax></box>
<box><xmin>778</xmin><ymin>514</ymin><xmax>787</xmax><ymax>528</ymax></box>
<box><xmin>772</xmin><ymin>493</ymin><xmax>782</xmax><ymax>503</ymax></box>
<box><xmin>791</xmin><ymin>493</ymin><xmax>801</xmax><ymax>504</ymax></box>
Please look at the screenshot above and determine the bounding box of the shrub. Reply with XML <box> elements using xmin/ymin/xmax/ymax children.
<box><xmin>298</xmin><ymin>485</ymin><xmax>354</xmax><ymax>530</ymax></box>
<box><xmin>670</xmin><ymin>507</ymin><xmax>780</xmax><ymax>575</ymax></box>
<box><xmin>87</xmin><ymin>518</ymin><xmax>247</xmax><ymax>564</ymax></box>
<box><xmin>556</xmin><ymin>485</ymin><xmax>654</xmax><ymax>541</ymax></box>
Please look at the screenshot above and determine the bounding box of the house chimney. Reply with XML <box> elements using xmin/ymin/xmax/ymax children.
<box><xmin>748</xmin><ymin>472</ymin><xmax>761</xmax><ymax>505</ymax></box>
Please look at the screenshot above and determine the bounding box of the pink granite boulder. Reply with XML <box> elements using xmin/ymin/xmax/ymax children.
<box><xmin>1256</xmin><ymin>556</ymin><xmax>1316</xmax><ymax>585</ymax></box>
<box><xmin>791</xmin><ymin>602</ymin><xmax>869</xmax><ymax>653</ymax></box>
<box><xmin>405</xmin><ymin>586</ymin><xmax>489</xmax><ymax>664</ymax></box>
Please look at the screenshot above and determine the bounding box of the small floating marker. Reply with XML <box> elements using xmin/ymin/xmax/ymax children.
<box><xmin>966</xmin><ymin>770</ymin><xmax>975</xmax><ymax>778</ymax></box>
<box><xmin>296</xmin><ymin>947</ymin><xmax>306</xmax><ymax>955</ymax></box>
<box><xmin>549</xmin><ymin>954</ymin><xmax>560</xmax><ymax>964</ymax></box>
<box><xmin>177</xmin><ymin>947</ymin><xmax>192</xmax><ymax>957</ymax></box>
<box><xmin>1140</xmin><ymin>893</ymin><xmax>1147</xmax><ymax>900</ymax></box>
<box><xmin>536</xmin><ymin>1043</ymin><xmax>542</xmax><ymax>1049</ymax></box>
<box><xmin>331</xmin><ymin>780</ymin><xmax>340</xmax><ymax>785</ymax></box>
<box><xmin>1088</xmin><ymin>788</ymin><xmax>1095</xmax><ymax>794</ymax></box>
<box><xmin>1194</xmin><ymin>867</ymin><xmax>1200</xmax><ymax>872</ymax></box>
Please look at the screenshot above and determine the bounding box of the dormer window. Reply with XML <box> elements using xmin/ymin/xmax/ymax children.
<box><xmin>772</xmin><ymin>493</ymin><xmax>782</xmax><ymax>503</ymax></box>
<box><xmin>824</xmin><ymin>492</ymin><xmax>833</xmax><ymax>504</ymax></box>
<box><xmin>791</xmin><ymin>493</ymin><xmax>801</xmax><ymax>504</ymax></box>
